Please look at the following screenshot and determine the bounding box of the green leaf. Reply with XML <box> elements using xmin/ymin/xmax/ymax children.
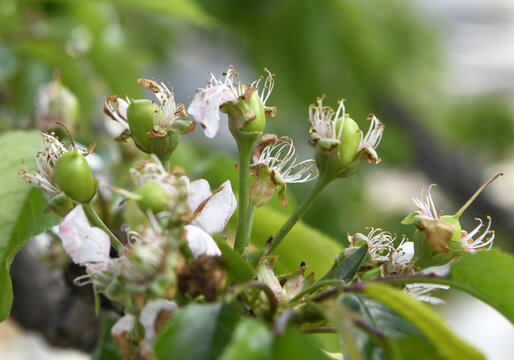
<box><xmin>215</xmin><ymin>236</ymin><xmax>254</xmax><ymax>284</ymax></box>
<box><xmin>412</xmin><ymin>231</ymin><xmax>433</xmax><ymax>268</ymax></box>
<box><xmin>340</xmin><ymin>293</ymin><xmax>443</xmax><ymax>359</ymax></box>
<box><xmin>219</xmin><ymin>319</ymin><xmax>273</xmax><ymax>360</ymax></box>
<box><xmin>0</xmin><ymin>131</ymin><xmax>61</xmax><ymax>322</ymax></box>
<box><xmin>361</xmin><ymin>282</ymin><xmax>485</xmax><ymax>360</ymax></box>
<box><xmin>450</xmin><ymin>250</ymin><xmax>514</xmax><ymax>323</ymax></box>
<box><xmin>252</xmin><ymin>206</ymin><xmax>343</xmax><ymax>276</ymax></box>
<box><xmin>271</xmin><ymin>328</ymin><xmax>331</xmax><ymax>360</ymax></box>
<box><xmin>318</xmin><ymin>245</ymin><xmax>368</xmax><ymax>283</ymax></box>
<box><xmin>154</xmin><ymin>302</ymin><xmax>241</xmax><ymax>360</ymax></box>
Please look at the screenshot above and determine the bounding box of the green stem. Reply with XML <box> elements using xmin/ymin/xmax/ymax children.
<box><xmin>241</xmin><ymin>204</ymin><xmax>257</xmax><ymax>257</ymax></box>
<box><xmin>454</xmin><ymin>172</ymin><xmax>502</xmax><ymax>218</ymax></box>
<box><xmin>233</xmin><ymin>139</ymin><xmax>254</xmax><ymax>254</ymax></box>
<box><xmin>288</xmin><ymin>279</ymin><xmax>343</xmax><ymax>305</ymax></box>
<box><xmin>228</xmin><ymin>281</ymin><xmax>278</xmax><ymax>319</ymax></box>
<box><xmin>267</xmin><ymin>175</ymin><xmax>331</xmax><ymax>254</ymax></box>
<box><xmin>83</xmin><ymin>203</ymin><xmax>124</xmax><ymax>254</ymax></box>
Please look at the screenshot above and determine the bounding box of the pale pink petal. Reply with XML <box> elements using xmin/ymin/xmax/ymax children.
<box><xmin>187</xmin><ymin>85</ymin><xmax>235</xmax><ymax>138</ymax></box>
<box><xmin>184</xmin><ymin>225</ymin><xmax>221</xmax><ymax>257</ymax></box>
<box><xmin>59</xmin><ymin>205</ymin><xmax>110</xmax><ymax>264</ymax></box>
<box><xmin>191</xmin><ymin>180</ymin><xmax>237</xmax><ymax>234</ymax></box>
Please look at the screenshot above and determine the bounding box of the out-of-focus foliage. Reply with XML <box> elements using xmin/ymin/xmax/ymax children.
<box><xmin>0</xmin><ymin>131</ymin><xmax>61</xmax><ymax>322</ymax></box>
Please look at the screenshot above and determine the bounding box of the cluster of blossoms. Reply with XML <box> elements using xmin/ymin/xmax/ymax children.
<box><xmin>18</xmin><ymin>65</ymin><xmax>501</xmax><ymax>359</ymax></box>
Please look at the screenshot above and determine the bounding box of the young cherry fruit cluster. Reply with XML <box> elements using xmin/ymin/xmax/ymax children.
<box><xmin>20</xmin><ymin>66</ymin><xmax>500</xmax><ymax>359</ymax></box>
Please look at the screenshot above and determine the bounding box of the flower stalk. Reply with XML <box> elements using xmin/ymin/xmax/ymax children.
<box><xmin>82</xmin><ymin>202</ymin><xmax>124</xmax><ymax>254</ymax></box>
<box><xmin>266</xmin><ymin>173</ymin><xmax>333</xmax><ymax>254</ymax></box>
<box><xmin>233</xmin><ymin>136</ymin><xmax>258</xmax><ymax>255</ymax></box>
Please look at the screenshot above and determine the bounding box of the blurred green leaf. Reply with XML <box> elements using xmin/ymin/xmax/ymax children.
<box><xmin>219</xmin><ymin>318</ymin><xmax>273</xmax><ymax>360</ymax></box>
<box><xmin>92</xmin><ymin>315</ymin><xmax>123</xmax><ymax>360</ymax></box>
<box><xmin>0</xmin><ymin>131</ymin><xmax>61</xmax><ymax>322</ymax></box>
<box><xmin>101</xmin><ymin>0</ymin><xmax>214</xmax><ymax>26</ymax></box>
<box><xmin>271</xmin><ymin>328</ymin><xmax>331</xmax><ymax>360</ymax></box>
<box><xmin>215</xmin><ymin>236</ymin><xmax>254</xmax><ymax>283</ymax></box>
<box><xmin>341</xmin><ymin>293</ymin><xmax>443</xmax><ymax>359</ymax></box>
<box><xmin>251</xmin><ymin>205</ymin><xmax>343</xmax><ymax>276</ymax></box>
<box><xmin>154</xmin><ymin>302</ymin><xmax>241</xmax><ymax>360</ymax></box>
<box><xmin>450</xmin><ymin>250</ymin><xmax>514</xmax><ymax>323</ymax></box>
<box><xmin>361</xmin><ymin>282</ymin><xmax>485</xmax><ymax>360</ymax></box>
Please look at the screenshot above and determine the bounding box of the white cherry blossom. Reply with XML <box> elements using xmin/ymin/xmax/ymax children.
<box><xmin>181</xmin><ymin>176</ymin><xmax>237</xmax><ymax>257</ymax></box>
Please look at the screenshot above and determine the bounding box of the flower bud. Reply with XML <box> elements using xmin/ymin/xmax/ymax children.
<box><xmin>126</xmin><ymin>99</ymin><xmax>155</xmax><ymax>152</ymax></box>
<box><xmin>54</xmin><ymin>150</ymin><xmax>96</xmax><ymax>203</ymax></box>
<box><xmin>35</xmin><ymin>75</ymin><xmax>79</xmax><ymax>128</ymax></box>
<box><xmin>136</xmin><ymin>182</ymin><xmax>170</xmax><ymax>214</ymax></box>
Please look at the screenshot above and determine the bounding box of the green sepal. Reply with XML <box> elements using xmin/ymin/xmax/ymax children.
<box><xmin>171</xmin><ymin>119</ymin><xmax>194</xmax><ymax>134</ymax></box>
<box><xmin>401</xmin><ymin>211</ymin><xmax>418</xmax><ymax>225</ymax></box>
<box><xmin>48</xmin><ymin>192</ymin><xmax>74</xmax><ymax>217</ymax></box>
<box><xmin>148</xmin><ymin>130</ymin><xmax>179</xmax><ymax>165</ymax></box>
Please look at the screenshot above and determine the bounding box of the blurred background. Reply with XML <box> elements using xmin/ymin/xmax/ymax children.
<box><xmin>0</xmin><ymin>0</ymin><xmax>513</xmax><ymax>358</ymax></box>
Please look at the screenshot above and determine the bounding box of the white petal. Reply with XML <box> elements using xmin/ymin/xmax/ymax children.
<box><xmin>189</xmin><ymin>179</ymin><xmax>212</xmax><ymax>212</ymax></box>
<box><xmin>187</xmin><ymin>85</ymin><xmax>235</xmax><ymax>138</ymax></box>
<box><xmin>395</xmin><ymin>241</ymin><xmax>414</xmax><ymax>265</ymax></box>
<box><xmin>191</xmin><ymin>180</ymin><xmax>237</xmax><ymax>234</ymax></box>
<box><xmin>59</xmin><ymin>205</ymin><xmax>111</xmax><ymax>264</ymax></box>
<box><xmin>185</xmin><ymin>225</ymin><xmax>221</xmax><ymax>257</ymax></box>
<box><xmin>140</xmin><ymin>299</ymin><xmax>177</xmax><ymax>341</ymax></box>
<box><xmin>111</xmin><ymin>314</ymin><xmax>136</xmax><ymax>336</ymax></box>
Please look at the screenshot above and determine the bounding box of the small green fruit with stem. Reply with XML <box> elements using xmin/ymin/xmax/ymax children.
<box><xmin>54</xmin><ymin>150</ymin><xmax>96</xmax><ymax>203</ymax></box>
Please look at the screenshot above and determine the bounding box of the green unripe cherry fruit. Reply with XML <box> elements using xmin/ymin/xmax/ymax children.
<box><xmin>336</xmin><ymin>116</ymin><xmax>361</xmax><ymax>168</ymax></box>
<box><xmin>241</xmin><ymin>91</ymin><xmax>266</xmax><ymax>132</ymax></box>
<box><xmin>54</xmin><ymin>151</ymin><xmax>96</xmax><ymax>203</ymax></box>
<box><xmin>136</xmin><ymin>182</ymin><xmax>170</xmax><ymax>214</ymax></box>
<box><xmin>127</xmin><ymin>99</ymin><xmax>155</xmax><ymax>152</ymax></box>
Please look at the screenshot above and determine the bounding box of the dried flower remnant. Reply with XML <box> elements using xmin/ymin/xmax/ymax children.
<box><xmin>358</xmin><ymin>114</ymin><xmax>385</xmax><ymax>164</ymax></box>
<box><xmin>403</xmin><ymin>173</ymin><xmax>502</xmax><ymax>254</ymax></box>
<box><xmin>308</xmin><ymin>96</ymin><xmax>384</xmax><ymax>177</ymax></box>
<box><xmin>308</xmin><ymin>96</ymin><xmax>347</xmax><ymax>150</ymax></box>
<box><xmin>348</xmin><ymin>228</ymin><xmax>396</xmax><ymax>263</ymax></box>
<box><xmin>137</xmin><ymin>78</ymin><xmax>187</xmax><ymax>137</ymax></box>
<box><xmin>250</xmin><ymin>135</ymin><xmax>318</xmax><ymax>207</ymax></box>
